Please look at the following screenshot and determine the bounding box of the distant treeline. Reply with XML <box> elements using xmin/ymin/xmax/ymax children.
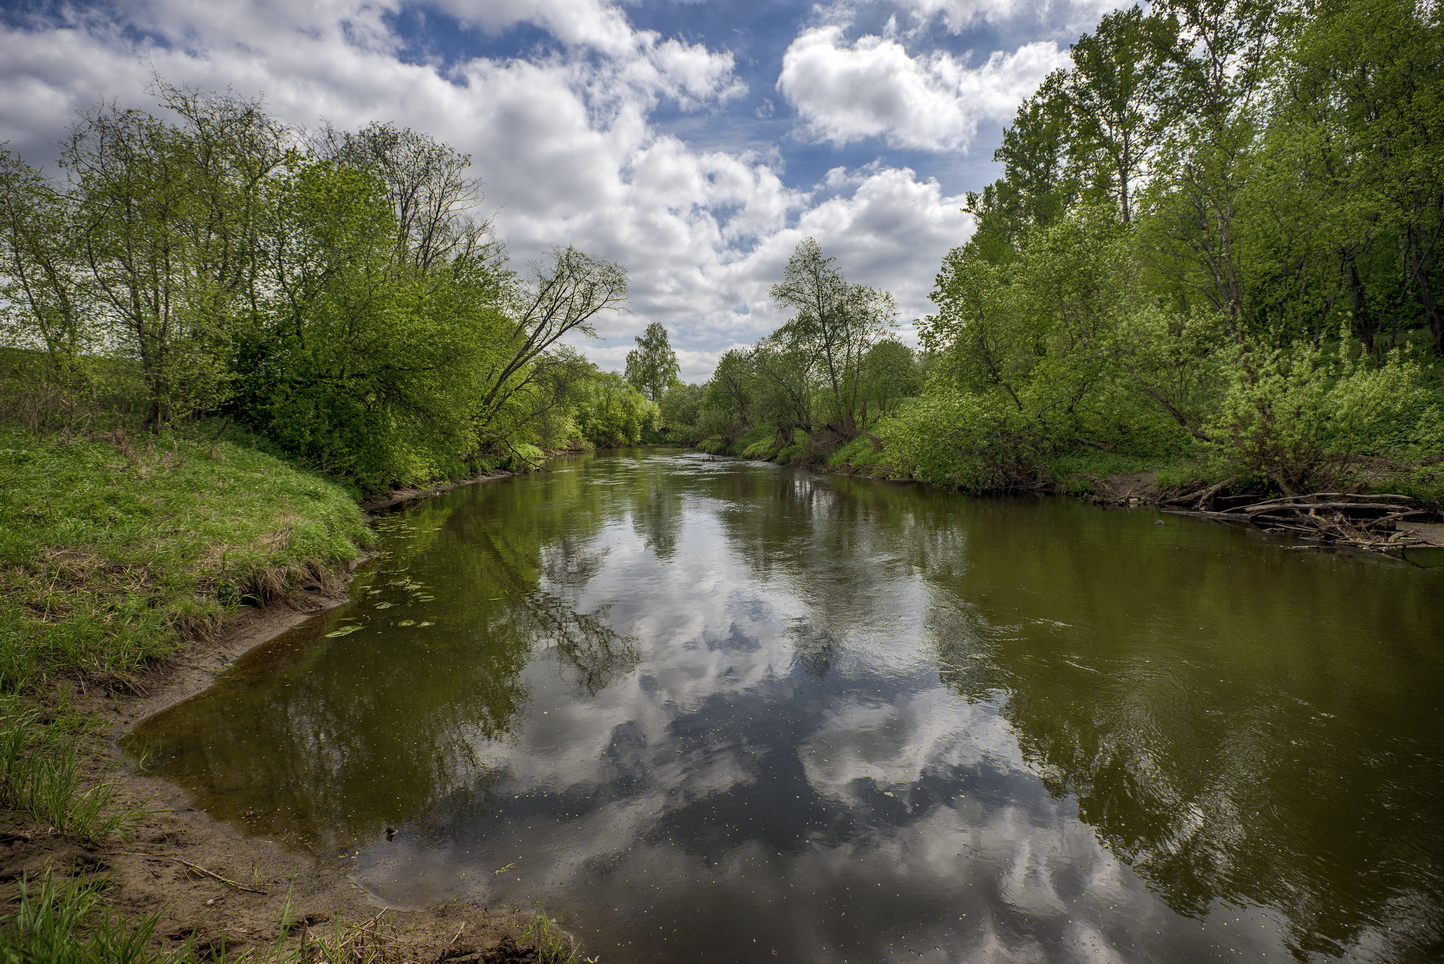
<box><xmin>669</xmin><ymin>0</ymin><xmax>1443</xmax><ymax>500</ymax></box>
<box><xmin>0</xmin><ymin>80</ymin><xmax>660</xmax><ymax>491</ymax></box>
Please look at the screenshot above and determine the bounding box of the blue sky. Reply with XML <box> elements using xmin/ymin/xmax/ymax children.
<box><xmin>0</xmin><ymin>0</ymin><xmax>1126</xmax><ymax>381</ymax></box>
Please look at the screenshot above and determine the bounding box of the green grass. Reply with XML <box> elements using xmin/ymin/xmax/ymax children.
<box><xmin>826</xmin><ymin>428</ymin><xmax>899</xmax><ymax>477</ymax></box>
<box><xmin>522</xmin><ymin>902</ymin><xmax>582</xmax><ymax>964</ymax></box>
<box><xmin>0</xmin><ymin>698</ymin><xmax>147</xmax><ymax>842</ymax></box>
<box><xmin>0</xmin><ymin>869</ymin><xmax>174</xmax><ymax>964</ymax></box>
<box><xmin>0</xmin><ymin>867</ymin><xmax>402</xmax><ymax>964</ymax></box>
<box><xmin>0</xmin><ymin>427</ymin><xmax>371</xmax><ymax>694</ymax></box>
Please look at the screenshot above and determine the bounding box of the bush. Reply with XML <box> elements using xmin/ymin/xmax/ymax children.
<box><xmin>1204</xmin><ymin>339</ymin><xmax>1443</xmax><ymax>492</ymax></box>
<box><xmin>888</xmin><ymin>391</ymin><xmax>1055</xmax><ymax>492</ymax></box>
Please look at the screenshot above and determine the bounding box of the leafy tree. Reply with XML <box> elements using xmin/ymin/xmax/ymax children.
<box><xmin>1145</xmin><ymin>0</ymin><xmax>1282</xmax><ymax>326</ymax></box>
<box><xmin>314</xmin><ymin>121</ymin><xmax>496</xmax><ymax>274</ymax></box>
<box><xmin>1065</xmin><ymin>7</ymin><xmax>1177</xmax><ymax>224</ymax></box>
<box><xmin>236</xmin><ymin>159</ymin><xmax>505</xmax><ymax>487</ymax></box>
<box><xmin>56</xmin><ymin>85</ymin><xmax>289</xmax><ymax>429</ymax></box>
<box><xmin>658</xmin><ymin>382</ymin><xmax>704</xmax><ymax>438</ymax></box>
<box><xmin>697</xmin><ymin>348</ymin><xmax>755</xmax><ymax>443</ymax></box>
<box><xmin>472</xmin><ymin>246</ymin><xmax>628</xmax><ymax>450</ymax></box>
<box><xmin>624</xmin><ymin>322</ymin><xmax>681</xmax><ymax>402</ymax></box>
<box><xmin>857</xmin><ymin>340</ymin><xmax>922</xmax><ymax>423</ymax></box>
<box><xmin>572</xmin><ymin>368</ymin><xmax>660</xmax><ymax>447</ymax></box>
<box><xmin>0</xmin><ymin>150</ymin><xmax>96</xmax><ymax>425</ymax></box>
<box><xmin>769</xmin><ymin>238</ymin><xmax>896</xmax><ymax>439</ymax></box>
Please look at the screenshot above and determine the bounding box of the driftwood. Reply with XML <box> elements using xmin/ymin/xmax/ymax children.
<box><xmin>1161</xmin><ymin>490</ymin><xmax>1442</xmax><ymax>553</ymax></box>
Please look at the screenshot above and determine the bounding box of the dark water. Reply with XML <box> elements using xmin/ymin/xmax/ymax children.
<box><xmin>131</xmin><ymin>450</ymin><xmax>1444</xmax><ymax>963</ymax></box>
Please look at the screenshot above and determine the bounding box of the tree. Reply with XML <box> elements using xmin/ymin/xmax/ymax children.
<box><xmin>1145</xmin><ymin>0</ymin><xmax>1281</xmax><ymax>325</ymax></box>
<box><xmin>472</xmin><ymin>246</ymin><xmax>628</xmax><ymax>448</ymax></box>
<box><xmin>235</xmin><ymin>158</ymin><xmax>508</xmax><ymax>487</ymax></box>
<box><xmin>572</xmin><ymin>367</ymin><xmax>660</xmax><ymax>447</ymax></box>
<box><xmin>314</xmin><ymin>121</ymin><xmax>496</xmax><ymax>274</ymax></box>
<box><xmin>1260</xmin><ymin>0</ymin><xmax>1444</xmax><ymax>352</ymax></box>
<box><xmin>769</xmin><ymin>238</ymin><xmax>896</xmax><ymax>438</ymax></box>
<box><xmin>1065</xmin><ymin>8</ymin><xmax>1178</xmax><ymax>225</ymax></box>
<box><xmin>59</xmin><ymin>84</ymin><xmax>288</xmax><ymax>429</ymax></box>
<box><xmin>624</xmin><ymin>322</ymin><xmax>681</xmax><ymax>402</ymax></box>
<box><xmin>658</xmin><ymin>382</ymin><xmax>704</xmax><ymax>436</ymax></box>
<box><xmin>857</xmin><ymin>340</ymin><xmax>922</xmax><ymax>423</ymax></box>
<box><xmin>697</xmin><ymin>348</ymin><xmax>755</xmax><ymax>442</ymax></box>
<box><xmin>0</xmin><ymin>149</ymin><xmax>96</xmax><ymax>425</ymax></box>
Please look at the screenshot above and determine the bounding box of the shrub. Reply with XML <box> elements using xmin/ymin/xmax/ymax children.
<box><xmin>1204</xmin><ymin>339</ymin><xmax>1443</xmax><ymax>492</ymax></box>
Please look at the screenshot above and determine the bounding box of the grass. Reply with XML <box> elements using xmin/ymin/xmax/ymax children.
<box><xmin>0</xmin><ymin>869</ymin><xmax>173</xmax><ymax>964</ymax></box>
<box><xmin>0</xmin><ymin>426</ymin><xmax>371</xmax><ymax>694</ymax></box>
<box><xmin>0</xmin><ymin>866</ymin><xmax>405</xmax><ymax>964</ymax></box>
<box><xmin>522</xmin><ymin>902</ymin><xmax>583</xmax><ymax>964</ymax></box>
<box><xmin>0</xmin><ymin>698</ymin><xmax>147</xmax><ymax>842</ymax></box>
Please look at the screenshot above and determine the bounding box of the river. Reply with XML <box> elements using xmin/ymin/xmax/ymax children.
<box><xmin>132</xmin><ymin>449</ymin><xmax>1444</xmax><ymax>963</ymax></box>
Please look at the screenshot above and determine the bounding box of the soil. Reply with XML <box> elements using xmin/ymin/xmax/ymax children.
<box><xmin>1082</xmin><ymin>471</ymin><xmax>1166</xmax><ymax>506</ymax></box>
<box><xmin>357</xmin><ymin>472</ymin><xmax>516</xmax><ymax>516</ymax></box>
<box><xmin>3</xmin><ymin>572</ymin><xmax>553</xmax><ymax>962</ymax></box>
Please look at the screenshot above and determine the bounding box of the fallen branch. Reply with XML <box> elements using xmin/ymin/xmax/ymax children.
<box><xmin>117</xmin><ymin>853</ymin><xmax>267</xmax><ymax>894</ymax></box>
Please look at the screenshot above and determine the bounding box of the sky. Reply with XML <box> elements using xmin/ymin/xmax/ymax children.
<box><xmin>0</xmin><ymin>0</ymin><xmax>1128</xmax><ymax>383</ymax></box>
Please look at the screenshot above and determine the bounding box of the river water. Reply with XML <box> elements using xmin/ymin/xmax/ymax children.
<box><xmin>131</xmin><ymin>449</ymin><xmax>1444</xmax><ymax>963</ymax></box>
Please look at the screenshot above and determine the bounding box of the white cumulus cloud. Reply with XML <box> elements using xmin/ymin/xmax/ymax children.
<box><xmin>777</xmin><ymin>25</ymin><xmax>1068</xmax><ymax>152</ymax></box>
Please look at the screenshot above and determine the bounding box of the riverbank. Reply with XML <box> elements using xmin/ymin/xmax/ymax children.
<box><xmin>696</xmin><ymin>428</ymin><xmax>1444</xmax><ymax>554</ymax></box>
<box><xmin>0</xmin><ymin>429</ymin><xmax>563</xmax><ymax>962</ymax></box>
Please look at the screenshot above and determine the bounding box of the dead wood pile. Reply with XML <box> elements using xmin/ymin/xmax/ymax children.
<box><xmin>1160</xmin><ymin>483</ymin><xmax>1442</xmax><ymax>552</ymax></box>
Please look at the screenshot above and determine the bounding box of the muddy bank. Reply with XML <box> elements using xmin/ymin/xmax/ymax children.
<box><xmin>358</xmin><ymin>470</ymin><xmax>518</xmax><ymax>517</ymax></box>
<box><xmin>2</xmin><ymin>475</ymin><xmax>559</xmax><ymax>962</ymax></box>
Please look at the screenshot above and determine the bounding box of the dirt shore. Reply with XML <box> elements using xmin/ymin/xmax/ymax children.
<box><xmin>3</xmin><ymin>504</ymin><xmax>551</xmax><ymax>962</ymax></box>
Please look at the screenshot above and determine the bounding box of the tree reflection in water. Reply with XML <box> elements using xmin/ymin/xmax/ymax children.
<box><xmin>132</xmin><ymin>452</ymin><xmax>1444</xmax><ymax>963</ymax></box>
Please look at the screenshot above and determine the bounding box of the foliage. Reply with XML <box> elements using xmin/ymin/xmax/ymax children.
<box><xmin>572</xmin><ymin>369</ymin><xmax>660</xmax><ymax>448</ymax></box>
<box><xmin>624</xmin><ymin>322</ymin><xmax>681</xmax><ymax>403</ymax></box>
<box><xmin>0</xmin><ymin>80</ymin><xmax>630</xmax><ymax>493</ymax></box>
<box><xmin>889</xmin><ymin>0</ymin><xmax>1444</xmax><ymax>497</ymax></box>
<box><xmin>888</xmin><ymin>391</ymin><xmax>1054</xmax><ymax>492</ymax></box>
<box><xmin>767</xmin><ymin>238</ymin><xmax>897</xmax><ymax>439</ymax></box>
<box><xmin>657</xmin><ymin>382</ymin><xmax>705</xmax><ymax>441</ymax></box>
<box><xmin>1203</xmin><ymin>340</ymin><xmax>1443</xmax><ymax>492</ymax></box>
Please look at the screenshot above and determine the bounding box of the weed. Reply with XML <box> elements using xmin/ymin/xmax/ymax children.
<box><xmin>0</xmin><ymin>869</ymin><xmax>171</xmax><ymax>963</ymax></box>
<box><xmin>0</xmin><ymin>699</ymin><xmax>147</xmax><ymax>841</ymax></box>
<box><xmin>300</xmin><ymin>911</ymin><xmax>394</xmax><ymax>964</ymax></box>
<box><xmin>521</xmin><ymin>902</ymin><xmax>580</xmax><ymax>964</ymax></box>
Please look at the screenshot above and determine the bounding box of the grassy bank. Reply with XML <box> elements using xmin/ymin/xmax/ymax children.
<box><xmin>701</xmin><ymin>419</ymin><xmax>1444</xmax><ymax>515</ymax></box>
<box><xmin>0</xmin><ymin>427</ymin><xmax>371</xmax><ymax>696</ymax></box>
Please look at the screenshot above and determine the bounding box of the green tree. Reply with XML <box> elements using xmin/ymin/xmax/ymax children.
<box><xmin>1065</xmin><ymin>7</ymin><xmax>1177</xmax><ymax>224</ymax></box>
<box><xmin>658</xmin><ymin>382</ymin><xmax>704</xmax><ymax>438</ymax></box>
<box><xmin>57</xmin><ymin>84</ymin><xmax>288</xmax><ymax>429</ymax></box>
<box><xmin>857</xmin><ymin>340</ymin><xmax>922</xmax><ymax>423</ymax></box>
<box><xmin>472</xmin><ymin>246</ymin><xmax>629</xmax><ymax>451</ymax></box>
<box><xmin>624</xmin><ymin>322</ymin><xmax>681</xmax><ymax>402</ymax></box>
<box><xmin>236</xmin><ymin>159</ymin><xmax>505</xmax><ymax>487</ymax></box>
<box><xmin>769</xmin><ymin>238</ymin><xmax>896</xmax><ymax>439</ymax></box>
<box><xmin>697</xmin><ymin>348</ymin><xmax>755</xmax><ymax>443</ymax></box>
<box><xmin>573</xmin><ymin>368</ymin><xmax>660</xmax><ymax>447</ymax></box>
<box><xmin>314</xmin><ymin>121</ymin><xmax>498</xmax><ymax>274</ymax></box>
<box><xmin>0</xmin><ymin>150</ymin><xmax>97</xmax><ymax>426</ymax></box>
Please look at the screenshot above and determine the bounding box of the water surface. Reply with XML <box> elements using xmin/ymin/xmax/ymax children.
<box><xmin>133</xmin><ymin>450</ymin><xmax>1444</xmax><ymax>963</ymax></box>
